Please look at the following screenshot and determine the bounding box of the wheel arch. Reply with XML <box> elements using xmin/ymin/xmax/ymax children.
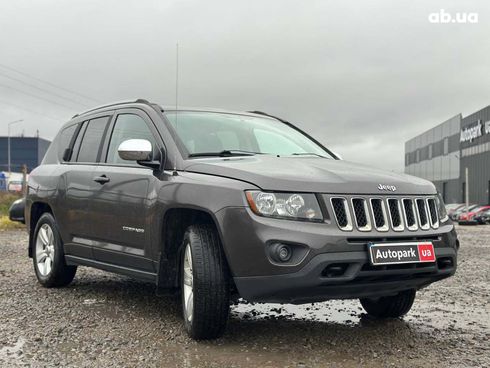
<box><xmin>157</xmin><ymin>206</ymin><xmax>234</xmax><ymax>292</ymax></box>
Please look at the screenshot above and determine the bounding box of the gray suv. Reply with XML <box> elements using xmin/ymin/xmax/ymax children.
<box><xmin>26</xmin><ymin>99</ymin><xmax>458</xmax><ymax>339</ymax></box>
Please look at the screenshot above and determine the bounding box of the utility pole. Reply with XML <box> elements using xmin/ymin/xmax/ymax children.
<box><xmin>7</xmin><ymin>119</ymin><xmax>23</xmax><ymax>174</ymax></box>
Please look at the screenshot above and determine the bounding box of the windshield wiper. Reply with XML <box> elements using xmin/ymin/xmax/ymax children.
<box><xmin>188</xmin><ymin>150</ymin><xmax>259</xmax><ymax>158</ymax></box>
<box><xmin>290</xmin><ymin>152</ymin><xmax>327</xmax><ymax>158</ymax></box>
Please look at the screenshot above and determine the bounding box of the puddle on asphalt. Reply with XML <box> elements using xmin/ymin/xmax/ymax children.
<box><xmin>232</xmin><ymin>297</ymin><xmax>490</xmax><ymax>334</ymax></box>
<box><xmin>232</xmin><ymin>299</ymin><xmax>363</xmax><ymax>325</ymax></box>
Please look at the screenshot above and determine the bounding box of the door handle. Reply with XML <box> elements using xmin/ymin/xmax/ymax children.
<box><xmin>93</xmin><ymin>175</ymin><xmax>110</xmax><ymax>184</ymax></box>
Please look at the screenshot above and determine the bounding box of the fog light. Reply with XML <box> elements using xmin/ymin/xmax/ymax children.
<box><xmin>278</xmin><ymin>245</ymin><xmax>292</xmax><ymax>262</ymax></box>
<box><xmin>270</xmin><ymin>243</ymin><xmax>292</xmax><ymax>263</ymax></box>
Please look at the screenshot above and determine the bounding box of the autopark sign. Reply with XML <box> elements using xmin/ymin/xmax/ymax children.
<box><xmin>460</xmin><ymin>119</ymin><xmax>490</xmax><ymax>143</ymax></box>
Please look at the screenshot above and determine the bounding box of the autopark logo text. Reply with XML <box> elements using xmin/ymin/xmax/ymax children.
<box><xmin>428</xmin><ymin>9</ymin><xmax>478</xmax><ymax>24</ymax></box>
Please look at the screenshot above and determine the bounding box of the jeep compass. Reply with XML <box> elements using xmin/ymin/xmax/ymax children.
<box><xmin>26</xmin><ymin>99</ymin><xmax>458</xmax><ymax>339</ymax></box>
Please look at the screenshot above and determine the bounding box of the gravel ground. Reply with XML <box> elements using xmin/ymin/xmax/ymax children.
<box><xmin>0</xmin><ymin>225</ymin><xmax>489</xmax><ymax>367</ymax></box>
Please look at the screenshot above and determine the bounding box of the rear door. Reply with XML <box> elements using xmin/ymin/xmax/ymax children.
<box><xmin>88</xmin><ymin>109</ymin><xmax>162</xmax><ymax>272</ymax></box>
<box><xmin>58</xmin><ymin>114</ymin><xmax>112</xmax><ymax>259</ymax></box>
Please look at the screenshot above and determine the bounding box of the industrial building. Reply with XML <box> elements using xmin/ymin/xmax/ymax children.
<box><xmin>405</xmin><ymin>105</ymin><xmax>490</xmax><ymax>205</ymax></box>
<box><xmin>0</xmin><ymin>136</ymin><xmax>51</xmax><ymax>173</ymax></box>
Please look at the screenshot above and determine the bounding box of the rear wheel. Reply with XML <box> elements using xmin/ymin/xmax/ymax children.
<box><xmin>181</xmin><ymin>224</ymin><xmax>230</xmax><ymax>340</ymax></box>
<box><xmin>360</xmin><ymin>289</ymin><xmax>416</xmax><ymax>318</ymax></box>
<box><xmin>33</xmin><ymin>213</ymin><xmax>77</xmax><ymax>288</ymax></box>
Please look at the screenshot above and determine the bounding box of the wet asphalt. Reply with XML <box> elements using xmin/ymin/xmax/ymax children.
<box><xmin>0</xmin><ymin>225</ymin><xmax>489</xmax><ymax>367</ymax></box>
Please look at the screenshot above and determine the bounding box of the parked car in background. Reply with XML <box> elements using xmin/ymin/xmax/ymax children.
<box><xmin>474</xmin><ymin>209</ymin><xmax>490</xmax><ymax>225</ymax></box>
<box><xmin>459</xmin><ymin>206</ymin><xmax>490</xmax><ymax>224</ymax></box>
<box><xmin>445</xmin><ymin>203</ymin><xmax>464</xmax><ymax>217</ymax></box>
<box><xmin>450</xmin><ymin>204</ymin><xmax>478</xmax><ymax>221</ymax></box>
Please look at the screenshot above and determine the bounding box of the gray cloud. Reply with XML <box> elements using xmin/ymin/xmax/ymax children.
<box><xmin>1</xmin><ymin>0</ymin><xmax>489</xmax><ymax>171</ymax></box>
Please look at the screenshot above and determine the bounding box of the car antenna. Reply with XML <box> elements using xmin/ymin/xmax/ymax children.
<box><xmin>172</xmin><ymin>43</ymin><xmax>180</xmax><ymax>176</ymax></box>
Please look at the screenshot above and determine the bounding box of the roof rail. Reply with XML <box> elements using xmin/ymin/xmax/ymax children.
<box><xmin>72</xmin><ymin>99</ymin><xmax>153</xmax><ymax>119</ymax></box>
<box><xmin>247</xmin><ymin>110</ymin><xmax>289</xmax><ymax>123</ymax></box>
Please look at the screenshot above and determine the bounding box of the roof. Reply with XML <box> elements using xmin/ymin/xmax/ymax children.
<box><xmin>72</xmin><ymin>98</ymin><xmax>285</xmax><ymax>122</ymax></box>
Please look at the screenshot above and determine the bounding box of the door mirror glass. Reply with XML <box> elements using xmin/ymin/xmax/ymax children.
<box><xmin>118</xmin><ymin>139</ymin><xmax>153</xmax><ymax>161</ymax></box>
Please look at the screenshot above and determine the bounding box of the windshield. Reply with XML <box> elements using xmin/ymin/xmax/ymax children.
<box><xmin>164</xmin><ymin>111</ymin><xmax>333</xmax><ymax>158</ymax></box>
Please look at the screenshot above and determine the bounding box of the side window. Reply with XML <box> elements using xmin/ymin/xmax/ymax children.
<box><xmin>58</xmin><ymin>124</ymin><xmax>78</xmax><ymax>161</ymax></box>
<box><xmin>106</xmin><ymin>114</ymin><xmax>157</xmax><ymax>165</ymax></box>
<box><xmin>76</xmin><ymin>117</ymin><xmax>109</xmax><ymax>163</ymax></box>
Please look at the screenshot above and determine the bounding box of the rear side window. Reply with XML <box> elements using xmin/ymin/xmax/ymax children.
<box><xmin>58</xmin><ymin>124</ymin><xmax>78</xmax><ymax>161</ymax></box>
<box><xmin>76</xmin><ymin>117</ymin><xmax>109</xmax><ymax>163</ymax></box>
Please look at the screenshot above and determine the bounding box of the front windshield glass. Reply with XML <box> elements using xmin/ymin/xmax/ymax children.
<box><xmin>164</xmin><ymin>111</ymin><xmax>332</xmax><ymax>158</ymax></box>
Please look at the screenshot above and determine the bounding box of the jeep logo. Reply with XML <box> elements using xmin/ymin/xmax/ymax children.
<box><xmin>378</xmin><ymin>184</ymin><xmax>397</xmax><ymax>192</ymax></box>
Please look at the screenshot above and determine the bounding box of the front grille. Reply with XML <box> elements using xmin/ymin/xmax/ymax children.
<box><xmin>387</xmin><ymin>199</ymin><xmax>404</xmax><ymax>231</ymax></box>
<box><xmin>427</xmin><ymin>198</ymin><xmax>439</xmax><ymax>229</ymax></box>
<box><xmin>416</xmin><ymin>199</ymin><xmax>430</xmax><ymax>230</ymax></box>
<box><xmin>403</xmin><ymin>199</ymin><xmax>418</xmax><ymax>230</ymax></box>
<box><xmin>371</xmin><ymin>199</ymin><xmax>389</xmax><ymax>231</ymax></box>
<box><xmin>327</xmin><ymin>195</ymin><xmax>439</xmax><ymax>233</ymax></box>
<box><xmin>352</xmin><ymin>198</ymin><xmax>371</xmax><ymax>231</ymax></box>
<box><xmin>331</xmin><ymin>198</ymin><xmax>352</xmax><ymax>230</ymax></box>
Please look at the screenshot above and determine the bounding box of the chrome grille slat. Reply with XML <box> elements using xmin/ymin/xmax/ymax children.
<box><xmin>387</xmin><ymin>198</ymin><xmax>405</xmax><ymax>231</ymax></box>
<box><xmin>351</xmin><ymin>198</ymin><xmax>371</xmax><ymax>231</ymax></box>
<box><xmin>331</xmin><ymin>197</ymin><xmax>353</xmax><ymax>231</ymax></box>
<box><xmin>328</xmin><ymin>195</ymin><xmax>439</xmax><ymax>232</ymax></box>
<box><xmin>370</xmin><ymin>198</ymin><xmax>389</xmax><ymax>232</ymax></box>
<box><xmin>427</xmin><ymin>198</ymin><xmax>439</xmax><ymax>229</ymax></box>
<box><xmin>402</xmin><ymin>198</ymin><xmax>418</xmax><ymax>231</ymax></box>
<box><xmin>416</xmin><ymin>198</ymin><xmax>430</xmax><ymax>230</ymax></box>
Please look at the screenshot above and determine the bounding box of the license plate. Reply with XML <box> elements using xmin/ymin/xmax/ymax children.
<box><xmin>368</xmin><ymin>242</ymin><xmax>436</xmax><ymax>265</ymax></box>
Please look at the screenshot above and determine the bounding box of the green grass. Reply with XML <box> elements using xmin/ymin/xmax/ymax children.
<box><xmin>0</xmin><ymin>192</ymin><xmax>25</xmax><ymax>230</ymax></box>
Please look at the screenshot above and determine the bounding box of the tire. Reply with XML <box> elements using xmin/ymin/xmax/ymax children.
<box><xmin>33</xmin><ymin>213</ymin><xmax>77</xmax><ymax>288</ymax></box>
<box><xmin>360</xmin><ymin>289</ymin><xmax>416</xmax><ymax>318</ymax></box>
<box><xmin>180</xmin><ymin>224</ymin><xmax>230</xmax><ymax>340</ymax></box>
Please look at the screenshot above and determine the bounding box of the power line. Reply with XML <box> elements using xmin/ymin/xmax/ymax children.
<box><xmin>0</xmin><ymin>70</ymin><xmax>90</xmax><ymax>108</ymax></box>
<box><xmin>0</xmin><ymin>82</ymin><xmax>78</xmax><ymax>111</ymax></box>
<box><xmin>0</xmin><ymin>63</ymin><xmax>102</xmax><ymax>104</ymax></box>
<box><xmin>0</xmin><ymin>98</ymin><xmax>65</xmax><ymax>121</ymax></box>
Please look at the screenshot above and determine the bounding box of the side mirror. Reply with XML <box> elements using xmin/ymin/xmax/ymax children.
<box><xmin>118</xmin><ymin>139</ymin><xmax>153</xmax><ymax>161</ymax></box>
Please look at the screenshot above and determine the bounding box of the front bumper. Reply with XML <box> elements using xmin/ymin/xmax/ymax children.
<box><xmin>216</xmin><ymin>207</ymin><xmax>459</xmax><ymax>303</ymax></box>
<box><xmin>234</xmin><ymin>246</ymin><xmax>457</xmax><ymax>303</ymax></box>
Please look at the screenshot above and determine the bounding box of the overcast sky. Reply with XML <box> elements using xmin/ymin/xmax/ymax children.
<box><xmin>1</xmin><ymin>0</ymin><xmax>489</xmax><ymax>171</ymax></box>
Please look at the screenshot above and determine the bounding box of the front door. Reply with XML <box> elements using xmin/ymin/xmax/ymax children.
<box><xmin>88</xmin><ymin>111</ymin><xmax>160</xmax><ymax>272</ymax></box>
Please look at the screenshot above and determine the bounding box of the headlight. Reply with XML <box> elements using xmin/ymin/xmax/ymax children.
<box><xmin>245</xmin><ymin>191</ymin><xmax>323</xmax><ymax>221</ymax></box>
<box><xmin>435</xmin><ymin>193</ymin><xmax>449</xmax><ymax>222</ymax></box>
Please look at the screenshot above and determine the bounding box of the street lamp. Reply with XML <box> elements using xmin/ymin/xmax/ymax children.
<box><xmin>8</xmin><ymin>119</ymin><xmax>23</xmax><ymax>174</ymax></box>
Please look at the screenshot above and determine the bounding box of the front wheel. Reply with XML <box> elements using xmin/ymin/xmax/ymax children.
<box><xmin>181</xmin><ymin>224</ymin><xmax>230</xmax><ymax>340</ymax></box>
<box><xmin>360</xmin><ymin>289</ymin><xmax>416</xmax><ymax>318</ymax></box>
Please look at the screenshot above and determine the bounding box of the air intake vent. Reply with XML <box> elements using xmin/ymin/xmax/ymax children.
<box><xmin>427</xmin><ymin>198</ymin><xmax>439</xmax><ymax>229</ymax></box>
<box><xmin>416</xmin><ymin>199</ymin><xmax>430</xmax><ymax>230</ymax></box>
<box><xmin>387</xmin><ymin>199</ymin><xmax>404</xmax><ymax>231</ymax></box>
<box><xmin>370</xmin><ymin>199</ymin><xmax>389</xmax><ymax>231</ymax></box>
<box><xmin>331</xmin><ymin>198</ymin><xmax>352</xmax><ymax>231</ymax></box>
<box><xmin>352</xmin><ymin>198</ymin><xmax>371</xmax><ymax>231</ymax></box>
<box><xmin>403</xmin><ymin>199</ymin><xmax>418</xmax><ymax>231</ymax></box>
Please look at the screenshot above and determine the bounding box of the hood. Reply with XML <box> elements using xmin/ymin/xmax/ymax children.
<box><xmin>183</xmin><ymin>156</ymin><xmax>436</xmax><ymax>195</ymax></box>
